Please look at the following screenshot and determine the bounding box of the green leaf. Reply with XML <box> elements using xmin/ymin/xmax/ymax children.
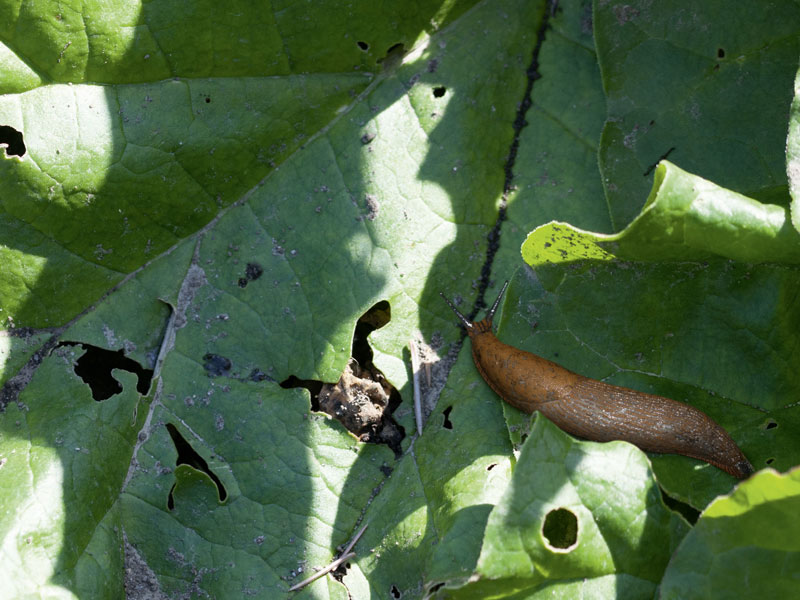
<box><xmin>595</xmin><ymin>0</ymin><xmax>800</xmax><ymax>228</ymax></box>
<box><xmin>3</xmin><ymin>0</ymin><xmax>800</xmax><ymax>598</ymax></box>
<box><xmin>462</xmin><ymin>416</ymin><xmax>689</xmax><ymax>598</ymax></box>
<box><xmin>661</xmin><ymin>468</ymin><xmax>800</xmax><ymax>599</ymax></box>
<box><xmin>521</xmin><ymin>161</ymin><xmax>800</xmax><ymax>265</ymax></box>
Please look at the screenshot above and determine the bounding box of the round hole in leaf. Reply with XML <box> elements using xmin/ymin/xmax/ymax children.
<box><xmin>541</xmin><ymin>507</ymin><xmax>578</xmax><ymax>551</ymax></box>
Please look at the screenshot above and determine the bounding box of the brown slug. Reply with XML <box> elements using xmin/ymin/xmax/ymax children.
<box><xmin>440</xmin><ymin>281</ymin><xmax>754</xmax><ymax>479</ymax></box>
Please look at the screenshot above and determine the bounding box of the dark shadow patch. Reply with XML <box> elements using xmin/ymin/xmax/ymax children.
<box><xmin>165</xmin><ymin>423</ymin><xmax>227</xmax><ymax>509</ymax></box>
<box><xmin>541</xmin><ymin>507</ymin><xmax>578</xmax><ymax>549</ymax></box>
<box><xmin>660</xmin><ymin>488</ymin><xmax>700</xmax><ymax>525</ymax></box>
<box><xmin>0</xmin><ymin>125</ymin><xmax>26</xmax><ymax>157</ymax></box>
<box><xmin>58</xmin><ymin>342</ymin><xmax>153</xmax><ymax>401</ymax></box>
<box><xmin>280</xmin><ymin>301</ymin><xmax>405</xmax><ymax>455</ymax></box>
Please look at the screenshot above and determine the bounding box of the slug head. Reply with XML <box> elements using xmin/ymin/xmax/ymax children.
<box><xmin>439</xmin><ymin>281</ymin><xmax>509</xmax><ymax>336</ymax></box>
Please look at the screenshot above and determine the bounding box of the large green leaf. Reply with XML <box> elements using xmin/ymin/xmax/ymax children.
<box><xmin>2</xmin><ymin>0</ymin><xmax>800</xmax><ymax>598</ymax></box>
<box><xmin>661</xmin><ymin>468</ymin><xmax>800</xmax><ymax>599</ymax></box>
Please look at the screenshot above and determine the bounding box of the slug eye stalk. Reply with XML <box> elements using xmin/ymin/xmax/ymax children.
<box><xmin>439</xmin><ymin>280</ymin><xmax>510</xmax><ymax>330</ymax></box>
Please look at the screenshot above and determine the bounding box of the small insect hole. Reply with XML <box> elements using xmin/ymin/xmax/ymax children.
<box><xmin>432</xmin><ymin>86</ymin><xmax>446</xmax><ymax>98</ymax></box>
<box><xmin>165</xmin><ymin>423</ymin><xmax>228</xmax><ymax>509</ymax></box>
<box><xmin>390</xmin><ymin>584</ymin><xmax>401</xmax><ymax>598</ymax></box>
<box><xmin>762</xmin><ymin>419</ymin><xmax>778</xmax><ymax>430</ymax></box>
<box><xmin>378</xmin><ymin>43</ymin><xmax>406</xmax><ymax>70</ymax></box>
<box><xmin>57</xmin><ymin>342</ymin><xmax>153</xmax><ymax>400</ymax></box>
<box><xmin>486</xmin><ymin>463</ymin><xmax>497</xmax><ymax>471</ymax></box>
<box><xmin>765</xmin><ymin>457</ymin><xmax>775</xmax><ymax>465</ymax></box>
<box><xmin>0</xmin><ymin>125</ymin><xmax>26</xmax><ymax>157</ymax></box>
<box><xmin>357</xmin><ymin>40</ymin><xmax>369</xmax><ymax>51</ymax></box>
<box><xmin>541</xmin><ymin>508</ymin><xmax>578</xmax><ymax>550</ymax></box>
<box><xmin>442</xmin><ymin>406</ymin><xmax>453</xmax><ymax>430</ymax></box>
<box><xmin>717</xmin><ymin>48</ymin><xmax>725</xmax><ymax>59</ymax></box>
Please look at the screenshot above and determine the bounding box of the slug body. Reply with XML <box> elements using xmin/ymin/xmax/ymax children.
<box><xmin>441</xmin><ymin>282</ymin><xmax>754</xmax><ymax>479</ymax></box>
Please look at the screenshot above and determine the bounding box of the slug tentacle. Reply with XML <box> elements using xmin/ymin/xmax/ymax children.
<box><xmin>438</xmin><ymin>292</ymin><xmax>474</xmax><ymax>331</ymax></box>
<box><xmin>486</xmin><ymin>280</ymin><xmax>509</xmax><ymax>324</ymax></box>
<box><xmin>440</xmin><ymin>281</ymin><xmax>755</xmax><ymax>480</ymax></box>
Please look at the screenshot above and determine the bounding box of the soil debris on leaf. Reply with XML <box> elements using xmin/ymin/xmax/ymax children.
<box><xmin>319</xmin><ymin>359</ymin><xmax>402</xmax><ymax>453</ymax></box>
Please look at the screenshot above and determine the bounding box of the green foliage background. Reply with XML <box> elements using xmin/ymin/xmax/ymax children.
<box><xmin>1</xmin><ymin>0</ymin><xmax>800</xmax><ymax>598</ymax></box>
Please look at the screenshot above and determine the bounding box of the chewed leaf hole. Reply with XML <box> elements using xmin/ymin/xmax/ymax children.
<box><xmin>761</xmin><ymin>418</ymin><xmax>778</xmax><ymax>430</ymax></box>
<box><xmin>281</xmin><ymin>301</ymin><xmax>404</xmax><ymax>455</ymax></box>
<box><xmin>541</xmin><ymin>507</ymin><xmax>578</xmax><ymax>551</ymax></box>
<box><xmin>166</xmin><ymin>423</ymin><xmax>227</xmax><ymax>509</ymax></box>
<box><xmin>432</xmin><ymin>86</ymin><xmax>446</xmax><ymax>98</ymax></box>
<box><xmin>442</xmin><ymin>406</ymin><xmax>453</xmax><ymax>430</ymax></box>
<box><xmin>58</xmin><ymin>342</ymin><xmax>153</xmax><ymax>400</ymax></box>
<box><xmin>0</xmin><ymin>125</ymin><xmax>25</xmax><ymax>157</ymax></box>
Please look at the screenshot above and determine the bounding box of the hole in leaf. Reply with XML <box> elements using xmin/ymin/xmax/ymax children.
<box><xmin>203</xmin><ymin>353</ymin><xmax>232</xmax><ymax>377</ymax></box>
<box><xmin>205</xmin><ymin>96</ymin><xmax>211</xmax><ymax>103</ymax></box>
<box><xmin>165</xmin><ymin>423</ymin><xmax>227</xmax><ymax>509</ymax></box>
<box><xmin>442</xmin><ymin>406</ymin><xmax>453</xmax><ymax>430</ymax></box>
<box><xmin>59</xmin><ymin>342</ymin><xmax>153</xmax><ymax>400</ymax></box>
<box><xmin>0</xmin><ymin>125</ymin><xmax>26</xmax><ymax>157</ymax></box>
<box><xmin>660</xmin><ymin>489</ymin><xmax>700</xmax><ymax>525</ymax></box>
<box><xmin>761</xmin><ymin>418</ymin><xmax>778</xmax><ymax>430</ymax></box>
<box><xmin>486</xmin><ymin>463</ymin><xmax>497</xmax><ymax>471</ymax></box>
<box><xmin>766</xmin><ymin>457</ymin><xmax>775</xmax><ymax>465</ymax></box>
<box><xmin>541</xmin><ymin>507</ymin><xmax>578</xmax><ymax>550</ymax></box>
<box><xmin>432</xmin><ymin>86</ymin><xmax>446</xmax><ymax>98</ymax></box>
<box><xmin>717</xmin><ymin>47</ymin><xmax>725</xmax><ymax>58</ymax></box>
<box><xmin>378</xmin><ymin>43</ymin><xmax>406</xmax><ymax>70</ymax></box>
<box><xmin>357</xmin><ymin>40</ymin><xmax>369</xmax><ymax>51</ymax></box>
<box><xmin>237</xmin><ymin>262</ymin><xmax>264</xmax><ymax>288</ymax></box>
<box><xmin>281</xmin><ymin>301</ymin><xmax>404</xmax><ymax>455</ymax></box>
<box><xmin>280</xmin><ymin>375</ymin><xmax>322</xmax><ymax>402</ymax></box>
<box><xmin>390</xmin><ymin>584</ymin><xmax>401</xmax><ymax>598</ymax></box>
